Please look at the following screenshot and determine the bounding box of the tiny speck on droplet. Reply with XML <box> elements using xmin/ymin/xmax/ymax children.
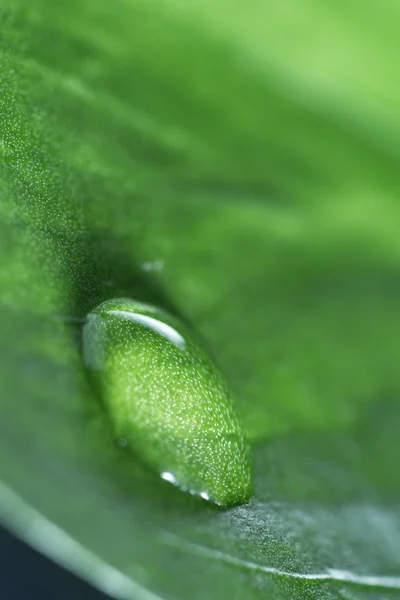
<box><xmin>161</xmin><ymin>471</ymin><xmax>177</xmax><ymax>484</ymax></box>
<box><xmin>117</xmin><ymin>437</ymin><xmax>128</xmax><ymax>447</ymax></box>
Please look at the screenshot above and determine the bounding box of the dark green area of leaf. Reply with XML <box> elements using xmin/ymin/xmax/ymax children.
<box><xmin>1</xmin><ymin>1</ymin><xmax>400</xmax><ymax>599</ymax></box>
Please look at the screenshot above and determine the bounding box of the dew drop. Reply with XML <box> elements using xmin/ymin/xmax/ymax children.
<box><xmin>83</xmin><ymin>298</ymin><xmax>252</xmax><ymax>507</ymax></box>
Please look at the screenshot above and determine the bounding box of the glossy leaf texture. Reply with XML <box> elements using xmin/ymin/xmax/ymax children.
<box><xmin>0</xmin><ymin>1</ymin><xmax>400</xmax><ymax>599</ymax></box>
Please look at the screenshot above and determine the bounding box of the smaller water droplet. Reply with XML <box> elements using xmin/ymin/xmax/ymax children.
<box><xmin>141</xmin><ymin>259</ymin><xmax>164</xmax><ymax>272</ymax></box>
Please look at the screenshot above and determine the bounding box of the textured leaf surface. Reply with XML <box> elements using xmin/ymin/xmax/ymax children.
<box><xmin>1</xmin><ymin>1</ymin><xmax>400</xmax><ymax>599</ymax></box>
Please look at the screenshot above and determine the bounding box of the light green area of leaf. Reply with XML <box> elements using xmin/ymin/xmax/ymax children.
<box><xmin>0</xmin><ymin>1</ymin><xmax>400</xmax><ymax>599</ymax></box>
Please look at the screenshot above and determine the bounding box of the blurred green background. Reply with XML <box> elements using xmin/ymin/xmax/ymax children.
<box><xmin>1</xmin><ymin>1</ymin><xmax>400</xmax><ymax>599</ymax></box>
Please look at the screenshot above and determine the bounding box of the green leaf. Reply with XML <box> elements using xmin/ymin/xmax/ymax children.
<box><xmin>1</xmin><ymin>1</ymin><xmax>400</xmax><ymax>599</ymax></box>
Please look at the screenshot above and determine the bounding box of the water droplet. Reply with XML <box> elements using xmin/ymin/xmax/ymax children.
<box><xmin>83</xmin><ymin>298</ymin><xmax>251</xmax><ymax>507</ymax></box>
<box><xmin>141</xmin><ymin>259</ymin><xmax>164</xmax><ymax>272</ymax></box>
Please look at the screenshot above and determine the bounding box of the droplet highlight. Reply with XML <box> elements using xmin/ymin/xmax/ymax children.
<box><xmin>83</xmin><ymin>298</ymin><xmax>251</xmax><ymax>507</ymax></box>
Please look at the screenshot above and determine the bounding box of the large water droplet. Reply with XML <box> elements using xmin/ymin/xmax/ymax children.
<box><xmin>83</xmin><ymin>298</ymin><xmax>251</xmax><ymax>507</ymax></box>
